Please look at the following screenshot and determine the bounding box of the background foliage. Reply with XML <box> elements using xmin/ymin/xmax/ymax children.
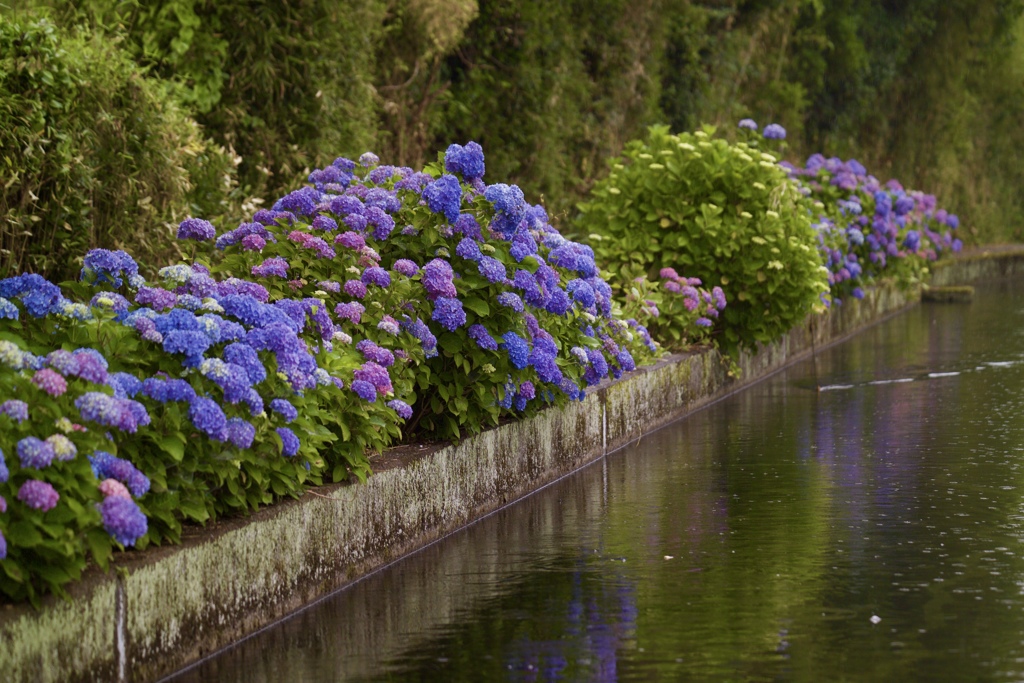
<box><xmin>3</xmin><ymin>0</ymin><xmax>1024</xmax><ymax>282</ymax></box>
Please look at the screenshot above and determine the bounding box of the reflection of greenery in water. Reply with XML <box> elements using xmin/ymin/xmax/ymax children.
<box><xmin>176</xmin><ymin>279</ymin><xmax>1024</xmax><ymax>682</ymax></box>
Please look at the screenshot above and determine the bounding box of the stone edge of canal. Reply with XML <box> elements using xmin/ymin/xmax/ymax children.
<box><xmin>4</xmin><ymin>248</ymin><xmax>1024</xmax><ymax>683</ymax></box>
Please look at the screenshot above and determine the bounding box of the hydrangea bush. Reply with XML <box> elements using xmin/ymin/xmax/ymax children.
<box><xmin>0</xmin><ymin>142</ymin><xmax>658</xmax><ymax>602</ymax></box>
<box><xmin>779</xmin><ymin>152</ymin><xmax>963</xmax><ymax>302</ymax></box>
<box><xmin>577</xmin><ymin>124</ymin><xmax>831</xmax><ymax>355</ymax></box>
<box><xmin>207</xmin><ymin>144</ymin><xmax>658</xmax><ymax>440</ymax></box>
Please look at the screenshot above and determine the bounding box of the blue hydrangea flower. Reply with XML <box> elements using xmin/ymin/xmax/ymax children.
<box><xmin>762</xmin><ymin>124</ymin><xmax>786</xmax><ymax>140</ymax></box>
<box><xmin>545</xmin><ymin>288</ymin><xmax>571</xmax><ymax>315</ymax></box>
<box><xmin>477</xmin><ymin>256</ymin><xmax>506</xmax><ymax>284</ymax></box>
<box><xmin>567</xmin><ymin>279</ymin><xmax>596</xmax><ymax>308</ymax></box>
<box><xmin>270</xmin><ymin>398</ymin><xmax>298</xmax><ymax>423</ymax></box>
<box><xmin>276</xmin><ymin>427</ymin><xmax>300</xmax><ymax>456</ymax></box>
<box><xmin>510</xmin><ymin>232</ymin><xmax>537</xmax><ymax>261</ymax></box>
<box><xmin>444</xmin><ymin>141</ymin><xmax>485</xmax><ymax>181</ymax></box>
<box><xmin>17</xmin><ymin>436</ymin><xmax>55</xmax><ymax>469</ymax></box>
<box><xmin>484</xmin><ymin>184</ymin><xmax>526</xmax><ymax>237</ymax></box>
<box><xmin>351</xmin><ymin>379</ymin><xmax>377</xmax><ymax>402</ymax></box>
<box><xmin>108</xmin><ymin>372</ymin><xmax>142</xmax><ymax>398</ymax></box>
<box><xmin>80</xmin><ymin>249</ymin><xmax>139</xmax><ymax>288</ymax></box>
<box><xmin>497</xmin><ymin>292</ymin><xmax>524</xmax><ymax>313</ymax></box>
<box><xmin>456</xmin><ymin>238</ymin><xmax>483</xmax><ymax>262</ymax></box>
<box><xmin>225</xmin><ymin>418</ymin><xmax>256</xmax><ymax>449</ymax></box>
<box><xmin>273</xmin><ymin>187</ymin><xmax>320</xmax><ymax>216</ymax></box>
<box><xmin>188</xmin><ymin>396</ymin><xmax>227</xmax><ymax>439</ymax></box>
<box><xmin>0</xmin><ymin>297</ymin><xmax>18</xmax><ymax>320</ymax></box>
<box><xmin>223</xmin><ymin>342</ymin><xmax>267</xmax><ymax>384</ymax></box>
<box><xmin>0</xmin><ymin>399</ymin><xmax>28</xmax><ymax>423</ymax></box>
<box><xmin>422</xmin><ymin>174</ymin><xmax>463</xmax><ymax>224</ymax></box>
<box><xmin>99</xmin><ymin>496</ymin><xmax>148</xmax><ymax>546</ymax></box>
<box><xmin>738</xmin><ymin>118</ymin><xmax>758</xmax><ymax>131</ymax></box>
<box><xmin>500</xmin><ymin>332</ymin><xmax>530</xmax><ymax>369</ymax></box>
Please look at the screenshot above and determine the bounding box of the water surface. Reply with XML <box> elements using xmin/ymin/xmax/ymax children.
<box><xmin>171</xmin><ymin>279</ymin><xmax>1024</xmax><ymax>682</ymax></box>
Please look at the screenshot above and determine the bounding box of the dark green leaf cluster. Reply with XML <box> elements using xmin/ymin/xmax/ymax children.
<box><xmin>0</xmin><ymin>17</ymin><xmax>239</xmax><ymax>281</ymax></box>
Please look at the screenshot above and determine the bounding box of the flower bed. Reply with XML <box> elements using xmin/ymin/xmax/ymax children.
<box><xmin>0</xmin><ymin>143</ymin><xmax>663</xmax><ymax>603</ymax></box>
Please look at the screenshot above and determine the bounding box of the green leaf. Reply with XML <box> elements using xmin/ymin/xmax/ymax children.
<box><xmin>6</xmin><ymin>521</ymin><xmax>43</xmax><ymax>548</ymax></box>
<box><xmin>462</xmin><ymin>296</ymin><xmax>490</xmax><ymax>317</ymax></box>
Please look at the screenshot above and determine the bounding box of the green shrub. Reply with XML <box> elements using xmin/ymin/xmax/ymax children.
<box><xmin>577</xmin><ymin>125</ymin><xmax>829</xmax><ymax>355</ymax></box>
<box><xmin>0</xmin><ymin>17</ymin><xmax>239</xmax><ymax>281</ymax></box>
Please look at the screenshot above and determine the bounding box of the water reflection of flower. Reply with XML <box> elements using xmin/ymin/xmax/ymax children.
<box><xmin>503</xmin><ymin>563</ymin><xmax>637</xmax><ymax>681</ymax></box>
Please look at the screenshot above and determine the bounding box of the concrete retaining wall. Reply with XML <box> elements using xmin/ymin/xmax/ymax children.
<box><xmin>2</xmin><ymin>247</ymin><xmax>1023</xmax><ymax>683</ymax></box>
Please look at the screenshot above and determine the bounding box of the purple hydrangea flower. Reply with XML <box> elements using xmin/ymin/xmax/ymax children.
<box><xmin>354</xmin><ymin>361</ymin><xmax>393</xmax><ymax>395</ymax></box>
<box><xmin>177</xmin><ymin>217</ymin><xmax>216</xmax><ymax>241</ymax></box>
<box><xmin>18</xmin><ymin>479</ymin><xmax>60</xmax><ymax>511</ymax></box>
<box><xmin>334</xmin><ymin>301</ymin><xmax>365</xmax><ymax>324</ymax></box>
<box><xmin>393</xmin><ymin>259</ymin><xmax>419</xmax><ymax>277</ymax></box>
<box><xmin>312</xmin><ymin>215</ymin><xmax>338</xmax><ymax>231</ymax></box>
<box><xmin>762</xmin><ymin>124</ymin><xmax>786</xmax><ymax>140</ymax></box>
<box><xmin>344</xmin><ymin>279</ymin><xmax>368</xmax><ymax>299</ymax></box>
<box><xmin>468</xmin><ymin>324</ymin><xmax>497</xmax><ymax>351</ymax></box>
<box><xmin>252</xmin><ymin>257</ymin><xmax>290</xmax><ymax>278</ymax></box>
<box><xmin>335</xmin><ymin>231</ymin><xmax>367</xmax><ymax>250</ymax></box>
<box><xmin>361</xmin><ymin>266</ymin><xmax>391</xmax><ymax>288</ymax></box>
<box><xmin>32</xmin><ymin>368</ymin><xmax>67</xmax><ymax>396</ymax></box>
<box><xmin>422</xmin><ymin>258</ymin><xmax>457</xmax><ymax>299</ymax></box>
<box><xmin>738</xmin><ymin>118</ymin><xmax>758</xmax><ymax>131</ymax></box>
<box><xmin>431</xmin><ymin>297</ymin><xmax>466</xmax><ymax>331</ymax></box>
<box><xmin>356</xmin><ymin>339</ymin><xmax>396</xmax><ymax>367</ymax></box>
<box><xmin>241</xmin><ymin>234</ymin><xmax>266</xmax><ymax>252</ymax></box>
<box><xmin>98</xmin><ymin>496</ymin><xmax>148</xmax><ymax>546</ymax></box>
<box><xmin>387</xmin><ymin>399</ymin><xmax>414</xmax><ymax>420</ymax></box>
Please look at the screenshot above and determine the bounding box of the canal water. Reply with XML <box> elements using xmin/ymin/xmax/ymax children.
<box><xmin>170</xmin><ymin>278</ymin><xmax>1024</xmax><ymax>682</ymax></box>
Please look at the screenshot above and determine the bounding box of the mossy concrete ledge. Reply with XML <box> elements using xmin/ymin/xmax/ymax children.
<box><xmin>1</xmin><ymin>249</ymin><xmax>1021</xmax><ymax>683</ymax></box>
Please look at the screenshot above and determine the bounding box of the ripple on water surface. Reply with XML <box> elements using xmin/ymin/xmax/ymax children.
<box><xmin>170</xmin><ymin>279</ymin><xmax>1024</xmax><ymax>683</ymax></box>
